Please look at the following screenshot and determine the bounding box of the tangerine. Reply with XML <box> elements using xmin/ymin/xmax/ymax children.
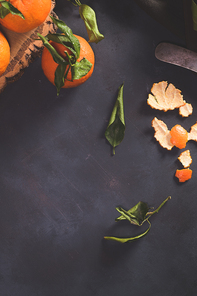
<box><xmin>0</xmin><ymin>31</ymin><xmax>10</xmax><ymax>76</ymax></box>
<box><xmin>170</xmin><ymin>124</ymin><xmax>188</xmax><ymax>149</ymax></box>
<box><xmin>41</xmin><ymin>34</ymin><xmax>95</xmax><ymax>89</ymax></box>
<box><xmin>0</xmin><ymin>0</ymin><xmax>51</xmax><ymax>33</ymax></box>
<box><xmin>175</xmin><ymin>168</ymin><xmax>192</xmax><ymax>182</ymax></box>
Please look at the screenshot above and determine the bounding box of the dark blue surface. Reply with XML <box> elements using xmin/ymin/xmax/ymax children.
<box><xmin>0</xmin><ymin>1</ymin><xmax>197</xmax><ymax>295</ymax></box>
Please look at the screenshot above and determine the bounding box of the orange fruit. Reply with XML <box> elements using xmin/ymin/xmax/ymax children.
<box><xmin>41</xmin><ymin>34</ymin><xmax>95</xmax><ymax>89</ymax></box>
<box><xmin>0</xmin><ymin>31</ymin><xmax>10</xmax><ymax>76</ymax></box>
<box><xmin>0</xmin><ymin>0</ymin><xmax>51</xmax><ymax>33</ymax></box>
<box><xmin>175</xmin><ymin>168</ymin><xmax>192</xmax><ymax>182</ymax></box>
<box><xmin>170</xmin><ymin>124</ymin><xmax>188</xmax><ymax>149</ymax></box>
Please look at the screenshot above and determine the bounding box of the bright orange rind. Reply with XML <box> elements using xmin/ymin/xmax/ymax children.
<box><xmin>175</xmin><ymin>168</ymin><xmax>192</xmax><ymax>183</ymax></box>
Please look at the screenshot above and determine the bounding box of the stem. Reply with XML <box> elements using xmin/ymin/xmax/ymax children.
<box><xmin>146</xmin><ymin>196</ymin><xmax>171</xmax><ymax>216</ymax></box>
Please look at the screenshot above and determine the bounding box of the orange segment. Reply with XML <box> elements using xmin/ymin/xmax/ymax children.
<box><xmin>170</xmin><ymin>124</ymin><xmax>188</xmax><ymax>149</ymax></box>
<box><xmin>175</xmin><ymin>168</ymin><xmax>192</xmax><ymax>182</ymax></box>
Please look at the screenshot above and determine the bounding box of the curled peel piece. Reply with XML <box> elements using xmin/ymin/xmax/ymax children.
<box><xmin>178</xmin><ymin>150</ymin><xmax>192</xmax><ymax>168</ymax></box>
<box><xmin>151</xmin><ymin>117</ymin><xmax>174</xmax><ymax>150</ymax></box>
<box><xmin>179</xmin><ymin>103</ymin><xmax>193</xmax><ymax>117</ymax></box>
<box><xmin>148</xmin><ymin>81</ymin><xmax>185</xmax><ymax>112</ymax></box>
<box><xmin>188</xmin><ymin>122</ymin><xmax>197</xmax><ymax>141</ymax></box>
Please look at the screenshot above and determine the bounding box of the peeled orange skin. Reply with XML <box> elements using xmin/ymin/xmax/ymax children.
<box><xmin>170</xmin><ymin>124</ymin><xmax>188</xmax><ymax>149</ymax></box>
<box><xmin>41</xmin><ymin>35</ymin><xmax>95</xmax><ymax>89</ymax></box>
<box><xmin>0</xmin><ymin>0</ymin><xmax>52</xmax><ymax>33</ymax></box>
<box><xmin>0</xmin><ymin>31</ymin><xmax>10</xmax><ymax>76</ymax></box>
<box><xmin>175</xmin><ymin>168</ymin><xmax>192</xmax><ymax>183</ymax></box>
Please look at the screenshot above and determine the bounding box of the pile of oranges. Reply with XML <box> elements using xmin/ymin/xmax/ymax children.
<box><xmin>0</xmin><ymin>0</ymin><xmax>95</xmax><ymax>91</ymax></box>
<box><xmin>0</xmin><ymin>0</ymin><xmax>52</xmax><ymax>75</ymax></box>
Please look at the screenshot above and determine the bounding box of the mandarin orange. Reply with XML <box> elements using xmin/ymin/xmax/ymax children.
<box><xmin>0</xmin><ymin>31</ymin><xmax>10</xmax><ymax>76</ymax></box>
<box><xmin>170</xmin><ymin>124</ymin><xmax>188</xmax><ymax>149</ymax></box>
<box><xmin>41</xmin><ymin>34</ymin><xmax>95</xmax><ymax>89</ymax></box>
<box><xmin>0</xmin><ymin>0</ymin><xmax>51</xmax><ymax>33</ymax></box>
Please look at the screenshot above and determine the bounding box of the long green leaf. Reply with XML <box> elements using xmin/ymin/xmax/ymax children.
<box><xmin>79</xmin><ymin>4</ymin><xmax>104</xmax><ymax>43</ymax></box>
<box><xmin>105</xmin><ymin>83</ymin><xmax>125</xmax><ymax>155</ymax></box>
<box><xmin>37</xmin><ymin>33</ymin><xmax>66</xmax><ymax>65</ymax></box>
<box><xmin>50</xmin><ymin>16</ymin><xmax>80</xmax><ymax>59</ymax></box>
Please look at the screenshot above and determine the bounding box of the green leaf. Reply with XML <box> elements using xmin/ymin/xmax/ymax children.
<box><xmin>104</xmin><ymin>196</ymin><xmax>171</xmax><ymax>243</ymax></box>
<box><xmin>45</xmin><ymin>33</ymin><xmax>77</xmax><ymax>57</ymax></box>
<box><xmin>71</xmin><ymin>57</ymin><xmax>92</xmax><ymax>80</ymax></box>
<box><xmin>37</xmin><ymin>33</ymin><xmax>66</xmax><ymax>65</ymax></box>
<box><xmin>50</xmin><ymin>16</ymin><xmax>80</xmax><ymax>59</ymax></box>
<box><xmin>105</xmin><ymin>83</ymin><xmax>125</xmax><ymax>155</ymax></box>
<box><xmin>0</xmin><ymin>0</ymin><xmax>25</xmax><ymax>19</ymax></box>
<box><xmin>116</xmin><ymin>201</ymin><xmax>150</xmax><ymax>226</ymax></box>
<box><xmin>192</xmin><ymin>0</ymin><xmax>197</xmax><ymax>30</ymax></box>
<box><xmin>55</xmin><ymin>63</ymin><xmax>69</xmax><ymax>96</ymax></box>
<box><xmin>79</xmin><ymin>4</ymin><xmax>104</xmax><ymax>44</ymax></box>
<box><xmin>104</xmin><ymin>220</ymin><xmax>151</xmax><ymax>243</ymax></box>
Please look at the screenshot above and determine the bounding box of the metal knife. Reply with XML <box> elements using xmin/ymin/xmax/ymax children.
<box><xmin>155</xmin><ymin>0</ymin><xmax>197</xmax><ymax>72</ymax></box>
<box><xmin>155</xmin><ymin>42</ymin><xmax>197</xmax><ymax>72</ymax></box>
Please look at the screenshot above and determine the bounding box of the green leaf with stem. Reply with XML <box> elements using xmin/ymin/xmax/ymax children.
<box><xmin>105</xmin><ymin>83</ymin><xmax>125</xmax><ymax>155</ymax></box>
<box><xmin>50</xmin><ymin>16</ymin><xmax>80</xmax><ymax>59</ymax></box>
<box><xmin>79</xmin><ymin>4</ymin><xmax>104</xmax><ymax>43</ymax></box>
<box><xmin>104</xmin><ymin>196</ymin><xmax>171</xmax><ymax>243</ymax></box>
<box><xmin>0</xmin><ymin>0</ymin><xmax>24</xmax><ymax>19</ymax></box>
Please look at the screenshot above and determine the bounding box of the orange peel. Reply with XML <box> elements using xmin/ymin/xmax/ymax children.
<box><xmin>151</xmin><ymin>117</ymin><xmax>174</xmax><ymax>150</ymax></box>
<box><xmin>175</xmin><ymin>168</ymin><xmax>192</xmax><ymax>183</ymax></box>
<box><xmin>178</xmin><ymin>150</ymin><xmax>192</xmax><ymax>168</ymax></box>
<box><xmin>147</xmin><ymin>81</ymin><xmax>185</xmax><ymax>112</ymax></box>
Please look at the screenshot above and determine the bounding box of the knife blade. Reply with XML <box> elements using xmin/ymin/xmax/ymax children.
<box><xmin>155</xmin><ymin>42</ymin><xmax>197</xmax><ymax>72</ymax></box>
<box><xmin>155</xmin><ymin>0</ymin><xmax>197</xmax><ymax>72</ymax></box>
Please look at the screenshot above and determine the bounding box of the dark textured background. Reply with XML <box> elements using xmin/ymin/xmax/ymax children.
<box><xmin>0</xmin><ymin>0</ymin><xmax>197</xmax><ymax>295</ymax></box>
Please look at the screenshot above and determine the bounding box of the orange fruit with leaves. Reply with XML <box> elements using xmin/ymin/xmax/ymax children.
<box><xmin>41</xmin><ymin>35</ymin><xmax>94</xmax><ymax>89</ymax></box>
<box><xmin>39</xmin><ymin>17</ymin><xmax>95</xmax><ymax>94</ymax></box>
<box><xmin>170</xmin><ymin>124</ymin><xmax>188</xmax><ymax>149</ymax></box>
<box><xmin>0</xmin><ymin>0</ymin><xmax>51</xmax><ymax>33</ymax></box>
<box><xmin>0</xmin><ymin>31</ymin><xmax>10</xmax><ymax>76</ymax></box>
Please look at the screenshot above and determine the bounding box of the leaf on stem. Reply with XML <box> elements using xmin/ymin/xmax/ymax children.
<box><xmin>79</xmin><ymin>4</ymin><xmax>104</xmax><ymax>43</ymax></box>
<box><xmin>104</xmin><ymin>196</ymin><xmax>171</xmax><ymax>243</ymax></box>
<box><xmin>50</xmin><ymin>16</ymin><xmax>80</xmax><ymax>59</ymax></box>
<box><xmin>105</xmin><ymin>83</ymin><xmax>125</xmax><ymax>155</ymax></box>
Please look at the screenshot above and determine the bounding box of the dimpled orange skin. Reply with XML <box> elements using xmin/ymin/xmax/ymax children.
<box><xmin>175</xmin><ymin>168</ymin><xmax>192</xmax><ymax>182</ymax></box>
<box><xmin>0</xmin><ymin>0</ymin><xmax>51</xmax><ymax>33</ymax></box>
<box><xmin>41</xmin><ymin>34</ymin><xmax>95</xmax><ymax>88</ymax></box>
<box><xmin>0</xmin><ymin>31</ymin><xmax>10</xmax><ymax>76</ymax></box>
<box><xmin>170</xmin><ymin>124</ymin><xmax>188</xmax><ymax>149</ymax></box>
